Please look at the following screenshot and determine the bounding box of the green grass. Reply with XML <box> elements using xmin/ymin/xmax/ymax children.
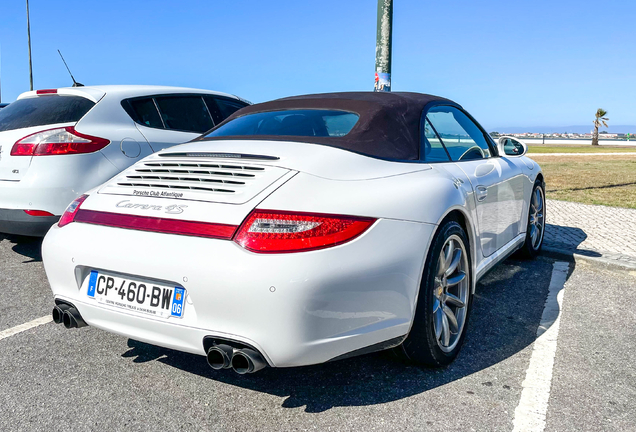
<box><xmin>527</xmin><ymin>145</ymin><xmax>636</xmax><ymax>154</ymax></box>
<box><xmin>531</xmin><ymin>155</ymin><xmax>636</xmax><ymax>209</ymax></box>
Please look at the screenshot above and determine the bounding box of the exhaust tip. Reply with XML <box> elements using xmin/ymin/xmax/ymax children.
<box><xmin>62</xmin><ymin>307</ymin><xmax>87</xmax><ymax>329</ymax></box>
<box><xmin>52</xmin><ymin>307</ymin><xmax>62</xmax><ymax>324</ymax></box>
<box><xmin>52</xmin><ymin>307</ymin><xmax>63</xmax><ymax>324</ymax></box>
<box><xmin>231</xmin><ymin>348</ymin><xmax>267</xmax><ymax>374</ymax></box>
<box><xmin>52</xmin><ymin>304</ymin><xmax>71</xmax><ymax>324</ymax></box>
<box><xmin>62</xmin><ymin>311</ymin><xmax>76</xmax><ymax>329</ymax></box>
<box><xmin>231</xmin><ymin>352</ymin><xmax>251</xmax><ymax>374</ymax></box>
<box><xmin>206</xmin><ymin>345</ymin><xmax>234</xmax><ymax>370</ymax></box>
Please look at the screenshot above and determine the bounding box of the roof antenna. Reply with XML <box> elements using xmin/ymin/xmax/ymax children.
<box><xmin>57</xmin><ymin>50</ymin><xmax>83</xmax><ymax>87</ymax></box>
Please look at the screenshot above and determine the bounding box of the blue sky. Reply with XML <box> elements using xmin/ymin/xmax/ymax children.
<box><xmin>1</xmin><ymin>0</ymin><xmax>634</xmax><ymax>130</ymax></box>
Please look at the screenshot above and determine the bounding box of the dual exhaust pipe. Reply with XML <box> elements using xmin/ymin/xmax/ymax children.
<box><xmin>52</xmin><ymin>303</ymin><xmax>87</xmax><ymax>329</ymax></box>
<box><xmin>207</xmin><ymin>344</ymin><xmax>267</xmax><ymax>374</ymax></box>
<box><xmin>51</xmin><ymin>306</ymin><xmax>263</xmax><ymax>373</ymax></box>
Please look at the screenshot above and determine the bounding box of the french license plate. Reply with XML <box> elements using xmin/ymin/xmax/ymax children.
<box><xmin>86</xmin><ymin>270</ymin><xmax>185</xmax><ymax>319</ymax></box>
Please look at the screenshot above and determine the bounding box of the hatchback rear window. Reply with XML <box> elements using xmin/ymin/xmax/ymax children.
<box><xmin>205</xmin><ymin>110</ymin><xmax>359</xmax><ymax>138</ymax></box>
<box><xmin>0</xmin><ymin>95</ymin><xmax>95</xmax><ymax>132</ymax></box>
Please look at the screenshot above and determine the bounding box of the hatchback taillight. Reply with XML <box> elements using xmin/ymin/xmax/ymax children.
<box><xmin>24</xmin><ymin>210</ymin><xmax>55</xmax><ymax>217</ymax></box>
<box><xmin>58</xmin><ymin>195</ymin><xmax>88</xmax><ymax>228</ymax></box>
<box><xmin>234</xmin><ymin>210</ymin><xmax>376</xmax><ymax>253</ymax></box>
<box><xmin>11</xmin><ymin>127</ymin><xmax>110</xmax><ymax>156</ymax></box>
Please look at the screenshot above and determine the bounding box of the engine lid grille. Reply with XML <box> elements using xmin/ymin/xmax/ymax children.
<box><xmin>99</xmin><ymin>158</ymin><xmax>290</xmax><ymax>204</ymax></box>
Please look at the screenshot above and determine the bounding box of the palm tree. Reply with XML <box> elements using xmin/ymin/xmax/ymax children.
<box><xmin>592</xmin><ymin>108</ymin><xmax>609</xmax><ymax>146</ymax></box>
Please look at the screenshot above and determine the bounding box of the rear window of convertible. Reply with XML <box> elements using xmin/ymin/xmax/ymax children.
<box><xmin>205</xmin><ymin>110</ymin><xmax>360</xmax><ymax>138</ymax></box>
<box><xmin>0</xmin><ymin>95</ymin><xmax>95</xmax><ymax>132</ymax></box>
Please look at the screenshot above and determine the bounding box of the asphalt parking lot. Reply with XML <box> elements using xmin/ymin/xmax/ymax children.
<box><xmin>1</xmin><ymin>233</ymin><xmax>635</xmax><ymax>432</ymax></box>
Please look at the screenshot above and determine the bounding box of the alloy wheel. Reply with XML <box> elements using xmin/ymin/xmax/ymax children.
<box><xmin>529</xmin><ymin>187</ymin><xmax>545</xmax><ymax>250</ymax></box>
<box><xmin>432</xmin><ymin>235</ymin><xmax>470</xmax><ymax>353</ymax></box>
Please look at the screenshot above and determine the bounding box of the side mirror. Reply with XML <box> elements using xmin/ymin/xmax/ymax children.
<box><xmin>498</xmin><ymin>137</ymin><xmax>527</xmax><ymax>157</ymax></box>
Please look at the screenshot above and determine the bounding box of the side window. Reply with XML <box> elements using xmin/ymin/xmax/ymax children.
<box><xmin>421</xmin><ymin>118</ymin><xmax>450</xmax><ymax>162</ymax></box>
<box><xmin>203</xmin><ymin>96</ymin><xmax>224</xmax><ymax>125</ymax></box>
<box><xmin>204</xmin><ymin>97</ymin><xmax>248</xmax><ymax>125</ymax></box>
<box><xmin>214</xmin><ymin>98</ymin><xmax>247</xmax><ymax>120</ymax></box>
<box><xmin>127</xmin><ymin>98</ymin><xmax>164</xmax><ymax>129</ymax></box>
<box><xmin>426</xmin><ymin>106</ymin><xmax>492</xmax><ymax>162</ymax></box>
<box><xmin>154</xmin><ymin>96</ymin><xmax>214</xmax><ymax>133</ymax></box>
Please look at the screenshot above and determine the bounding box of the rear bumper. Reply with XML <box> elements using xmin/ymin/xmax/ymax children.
<box><xmin>0</xmin><ymin>208</ymin><xmax>58</xmax><ymax>236</ymax></box>
<box><xmin>42</xmin><ymin>218</ymin><xmax>435</xmax><ymax>367</ymax></box>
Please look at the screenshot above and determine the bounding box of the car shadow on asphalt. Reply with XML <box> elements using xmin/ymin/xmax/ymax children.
<box><xmin>122</xmin><ymin>255</ymin><xmax>573</xmax><ymax>413</ymax></box>
<box><xmin>0</xmin><ymin>234</ymin><xmax>42</xmax><ymax>263</ymax></box>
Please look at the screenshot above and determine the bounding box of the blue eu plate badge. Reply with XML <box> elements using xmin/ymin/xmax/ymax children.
<box><xmin>87</xmin><ymin>270</ymin><xmax>98</xmax><ymax>298</ymax></box>
<box><xmin>171</xmin><ymin>287</ymin><xmax>185</xmax><ymax>317</ymax></box>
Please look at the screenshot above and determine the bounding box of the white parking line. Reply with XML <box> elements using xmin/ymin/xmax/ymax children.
<box><xmin>512</xmin><ymin>261</ymin><xmax>570</xmax><ymax>432</ymax></box>
<box><xmin>0</xmin><ymin>315</ymin><xmax>53</xmax><ymax>341</ymax></box>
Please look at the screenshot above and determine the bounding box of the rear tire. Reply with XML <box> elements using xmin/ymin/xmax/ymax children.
<box><xmin>518</xmin><ymin>179</ymin><xmax>546</xmax><ymax>259</ymax></box>
<box><xmin>400</xmin><ymin>220</ymin><xmax>473</xmax><ymax>367</ymax></box>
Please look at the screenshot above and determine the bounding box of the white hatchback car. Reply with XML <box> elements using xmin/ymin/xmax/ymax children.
<box><xmin>0</xmin><ymin>85</ymin><xmax>248</xmax><ymax>236</ymax></box>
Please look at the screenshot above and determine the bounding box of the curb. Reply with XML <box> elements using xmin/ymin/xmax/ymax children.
<box><xmin>542</xmin><ymin>246</ymin><xmax>636</xmax><ymax>271</ymax></box>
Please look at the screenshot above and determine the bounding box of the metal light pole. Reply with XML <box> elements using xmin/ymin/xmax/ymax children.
<box><xmin>26</xmin><ymin>0</ymin><xmax>33</xmax><ymax>91</ymax></box>
<box><xmin>374</xmin><ymin>0</ymin><xmax>393</xmax><ymax>92</ymax></box>
<box><xmin>0</xmin><ymin>44</ymin><xmax>3</xmax><ymax>102</ymax></box>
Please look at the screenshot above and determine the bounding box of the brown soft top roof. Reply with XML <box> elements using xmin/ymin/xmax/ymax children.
<box><xmin>200</xmin><ymin>92</ymin><xmax>457</xmax><ymax>161</ymax></box>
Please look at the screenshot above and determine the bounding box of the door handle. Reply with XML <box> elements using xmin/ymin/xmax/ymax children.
<box><xmin>476</xmin><ymin>185</ymin><xmax>488</xmax><ymax>202</ymax></box>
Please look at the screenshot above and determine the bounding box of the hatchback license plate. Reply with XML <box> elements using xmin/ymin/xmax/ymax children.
<box><xmin>86</xmin><ymin>270</ymin><xmax>185</xmax><ymax>318</ymax></box>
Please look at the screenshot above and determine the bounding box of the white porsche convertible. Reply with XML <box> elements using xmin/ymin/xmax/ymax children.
<box><xmin>43</xmin><ymin>92</ymin><xmax>545</xmax><ymax>374</ymax></box>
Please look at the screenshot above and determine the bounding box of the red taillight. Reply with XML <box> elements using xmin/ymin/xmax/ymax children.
<box><xmin>11</xmin><ymin>143</ymin><xmax>36</xmax><ymax>156</ymax></box>
<box><xmin>73</xmin><ymin>210</ymin><xmax>238</xmax><ymax>239</ymax></box>
<box><xmin>234</xmin><ymin>210</ymin><xmax>376</xmax><ymax>253</ymax></box>
<box><xmin>58</xmin><ymin>195</ymin><xmax>88</xmax><ymax>228</ymax></box>
<box><xmin>36</xmin><ymin>89</ymin><xmax>57</xmax><ymax>94</ymax></box>
<box><xmin>11</xmin><ymin>127</ymin><xmax>110</xmax><ymax>156</ymax></box>
<box><xmin>24</xmin><ymin>210</ymin><xmax>55</xmax><ymax>217</ymax></box>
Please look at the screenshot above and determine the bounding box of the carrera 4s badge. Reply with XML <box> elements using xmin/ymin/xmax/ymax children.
<box><xmin>116</xmin><ymin>200</ymin><xmax>188</xmax><ymax>215</ymax></box>
<box><xmin>165</xmin><ymin>204</ymin><xmax>187</xmax><ymax>214</ymax></box>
